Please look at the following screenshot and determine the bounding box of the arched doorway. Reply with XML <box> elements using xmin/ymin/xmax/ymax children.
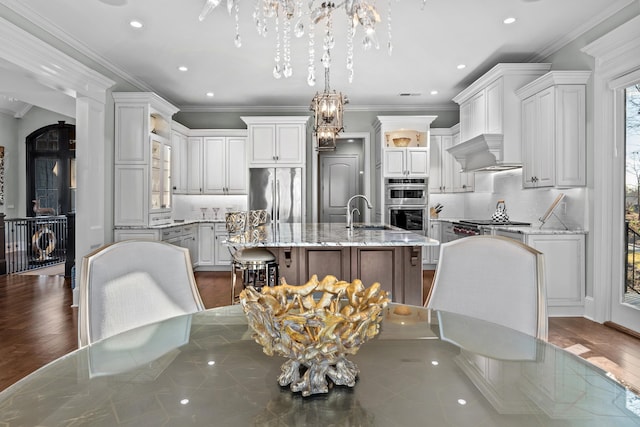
<box><xmin>26</xmin><ymin>121</ymin><xmax>76</xmax><ymax>216</ymax></box>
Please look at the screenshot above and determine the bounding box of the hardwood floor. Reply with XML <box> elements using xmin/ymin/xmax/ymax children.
<box><xmin>2</xmin><ymin>270</ymin><xmax>640</xmax><ymax>395</ymax></box>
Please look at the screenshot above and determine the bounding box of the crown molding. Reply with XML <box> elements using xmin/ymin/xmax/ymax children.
<box><xmin>177</xmin><ymin>103</ymin><xmax>459</xmax><ymax>113</ymax></box>
<box><xmin>528</xmin><ymin>0</ymin><xmax>636</xmax><ymax>61</ymax></box>
<box><xmin>14</xmin><ymin>103</ymin><xmax>33</xmax><ymax>118</ymax></box>
<box><xmin>0</xmin><ymin>14</ymin><xmax>115</xmax><ymax>104</ymax></box>
<box><xmin>515</xmin><ymin>71</ymin><xmax>592</xmax><ymax>99</ymax></box>
<box><xmin>1</xmin><ymin>0</ymin><xmax>151</xmax><ymax>93</ymax></box>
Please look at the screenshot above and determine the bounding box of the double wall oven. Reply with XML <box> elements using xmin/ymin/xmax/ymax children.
<box><xmin>385</xmin><ymin>178</ymin><xmax>427</xmax><ymax>234</ymax></box>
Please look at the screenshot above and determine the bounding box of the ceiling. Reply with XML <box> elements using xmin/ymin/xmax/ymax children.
<box><xmin>0</xmin><ymin>0</ymin><xmax>633</xmax><ymax>115</ymax></box>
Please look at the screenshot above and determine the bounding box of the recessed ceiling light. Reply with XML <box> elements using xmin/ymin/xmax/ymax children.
<box><xmin>503</xmin><ymin>17</ymin><xmax>516</xmax><ymax>24</ymax></box>
<box><xmin>430</xmin><ymin>90</ymin><xmax>438</xmax><ymax>95</ymax></box>
<box><xmin>129</xmin><ymin>20</ymin><xmax>143</xmax><ymax>28</ymax></box>
<box><xmin>457</xmin><ymin>64</ymin><xmax>466</xmax><ymax>70</ymax></box>
<box><xmin>178</xmin><ymin>66</ymin><xmax>188</xmax><ymax>72</ymax></box>
<box><xmin>206</xmin><ymin>92</ymin><xmax>214</xmax><ymax>97</ymax></box>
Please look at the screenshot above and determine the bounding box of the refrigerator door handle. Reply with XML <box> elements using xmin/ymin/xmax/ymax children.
<box><xmin>271</xmin><ymin>179</ymin><xmax>276</xmax><ymax>224</ymax></box>
<box><xmin>276</xmin><ymin>180</ymin><xmax>281</xmax><ymax>222</ymax></box>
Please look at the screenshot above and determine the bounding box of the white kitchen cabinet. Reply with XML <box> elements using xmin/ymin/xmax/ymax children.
<box><xmin>114</xmin><ymin>228</ymin><xmax>160</xmax><ymax>242</ymax></box>
<box><xmin>440</xmin><ymin>221</ymin><xmax>456</xmax><ymax>244</ymax></box>
<box><xmin>171</xmin><ymin>123</ymin><xmax>189</xmax><ymax>194</ymax></box>
<box><xmin>242</xmin><ymin>117</ymin><xmax>309</xmax><ymax>167</ymax></box>
<box><xmin>430</xmin><ymin>127</ymin><xmax>473</xmax><ymax>194</ymax></box>
<box><xmin>179</xmin><ymin>224</ymin><xmax>198</xmax><ymax>264</ymax></box>
<box><xmin>202</xmin><ymin>137</ymin><xmax>247</xmax><ymax>194</ymax></box>
<box><xmin>187</xmin><ymin>132</ymin><xmax>247</xmax><ymax>195</ymax></box>
<box><xmin>373</xmin><ymin>116</ymin><xmax>436</xmax><ymax>223</ymax></box>
<box><xmin>517</xmin><ymin>71</ymin><xmax>589</xmax><ymax>188</ymax></box>
<box><xmin>198</xmin><ymin>223</ymin><xmax>215</xmax><ymax>265</ymax></box>
<box><xmin>451</xmin><ymin>127</ymin><xmax>474</xmax><ymax>192</ymax></box>
<box><xmin>198</xmin><ymin>222</ymin><xmax>233</xmax><ymax>268</ymax></box>
<box><xmin>214</xmin><ymin>223</ymin><xmax>232</xmax><ymax>266</ymax></box>
<box><xmin>383</xmin><ymin>147</ymin><xmax>429</xmax><ymax>177</ymax></box>
<box><xmin>452</xmin><ymin>64</ymin><xmax>551</xmax><ymax>172</ymax></box>
<box><xmin>187</xmin><ymin>137</ymin><xmax>203</xmax><ymax>194</ymax></box>
<box><xmin>424</xmin><ymin>220</ymin><xmax>442</xmax><ymax>264</ymax></box>
<box><xmin>494</xmin><ymin>230</ymin><xmax>586</xmax><ymax>316</ymax></box>
<box><xmin>113</xmin><ymin>92</ymin><xmax>179</xmax><ymax>227</ymax></box>
<box><xmin>458</xmin><ymin>78</ymin><xmax>502</xmax><ymax>141</ymax></box>
<box><xmin>429</xmin><ymin>134</ymin><xmax>452</xmax><ymax>193</ymax></box>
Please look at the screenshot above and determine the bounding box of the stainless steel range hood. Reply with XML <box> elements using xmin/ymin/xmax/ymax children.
<box><xmin>446</xmin><ymin>133</ymin><xmax>522</xmax><ymax>173</ymax></box>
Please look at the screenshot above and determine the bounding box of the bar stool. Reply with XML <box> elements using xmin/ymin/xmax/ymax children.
<box><xmin>226</xmin><ymin>211</ymin><xmax>278</xmax><ymax>304</ymax></box>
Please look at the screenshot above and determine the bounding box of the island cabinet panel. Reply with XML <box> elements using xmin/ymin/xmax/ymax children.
<box><xmin>403</xmin><ymin>246</ymin><xmax>423</xmax><ymax>305</ymax></box>
<box><xmin>351</xmin><ymin>247</ymin><xmax>403</xmax><ymax>303</ymax></box>
<box><xmin>301</xmin><ymin>248</ymin><xmax>351</xmax><ymax>283</ymax></box>
<box><xmin>273</xmin><ymin>247</ymin><xmax>303</xmax><ymax>285</ymax></box>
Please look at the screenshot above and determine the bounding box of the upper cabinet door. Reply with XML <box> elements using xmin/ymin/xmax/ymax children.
<box><xmin>226</xmin><ymin>137</ymin><xmax>247</xmax><ymax>194</ymax></box>
<box><xmin>244</xmin><ymin>117</ymin><xmax>308</xmax><ymax>167</ymax></box>
<box><xmin>275</xmin><ymin>124</ymin><xmax>304</xmax><ymax>165</ymax></box>
<box><xmin>171</xmin><ymin>131</ymin><xmax>188</xmax><ymax>194</ymax></box>
<box><xmin>485</xmin><ymin>78</ymin><xmax>503</xmax><ymax>134</ymax></box>
<box><xmin>429</xmin><ymin>135</ymin><xmax>443</xmax><ymax>193</ymax></box>
<box><xmin>383</xmin><ymin>149</ymin><xmax>406</xmax><ymax>177</ymax></box>
<box><xmin>187</xmin><ymin>137</ymin><xmax>203</xmax><ymax>194</ymax></box>
<box><xmin>406</xmin><ymin>148</ymin><xmax>429</xmax><ymax>176</ymax></box>
<box><xmin>115</xmin><ymin>104</ymin><xmax>148</xmax><ymax>163</ymax></box>
<box><xmin>203</xmin><ymin>137</ymin><xmax>226</xmax><ymax>194</ymax></box>
<box><xmin>249</xmin><ymin>125</ymin><xmax>277</xmax><ymax>165</ymax></box>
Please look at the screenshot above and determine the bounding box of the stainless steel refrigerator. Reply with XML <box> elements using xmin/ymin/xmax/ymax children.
<box><xmin>249</xmin><ymin>168</ymin><xmax>303</xmax><ymax>223</ymax></box>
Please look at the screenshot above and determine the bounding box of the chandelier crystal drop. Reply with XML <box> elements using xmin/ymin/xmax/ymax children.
<box><xmin>198</xmin><ymin>0</ymin><xmax>389</xmax><ymax>85</ymax></box>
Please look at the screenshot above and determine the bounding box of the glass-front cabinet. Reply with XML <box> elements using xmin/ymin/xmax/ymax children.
<box><xmin>150</xmin><ymin>136</ymin><xmax>172</xmax><ymax>212</ymax></box>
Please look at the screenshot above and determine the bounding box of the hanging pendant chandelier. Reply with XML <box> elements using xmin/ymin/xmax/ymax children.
<box><xmin>198</xmin><ymin>0</ymin><xmax>391</xmax><ymax>85</ymax></box>
<box><xmin>310</xmin><ymin>66</ymin><xmax>347</xmax><ymax>151</ymax></box>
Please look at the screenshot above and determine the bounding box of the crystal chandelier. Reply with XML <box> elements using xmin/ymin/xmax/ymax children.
<box><xmin>310</xmin><ymin>66</ymin><xmax>347</xmax><ymax>151</ymax></box>
<box><xmin>198</xmin><ymin>0</ymin><xmax>390</xmax><ymax>85</ymax></box>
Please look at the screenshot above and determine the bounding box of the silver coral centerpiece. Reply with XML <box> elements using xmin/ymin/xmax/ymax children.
<box><xmin>239</xmin><ymin>274</ymin><xmax>389</xmax><ymax>397</ymax></box>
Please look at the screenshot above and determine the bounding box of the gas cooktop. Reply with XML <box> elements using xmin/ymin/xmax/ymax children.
<box><xmin>457</xmin><ymin>219</ymin><xmax>532</xmax><ymax>226</ymax></box>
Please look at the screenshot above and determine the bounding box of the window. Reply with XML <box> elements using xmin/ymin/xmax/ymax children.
<box><xmin>625</xmin><ymin>84</ymin><xmax>640</xmax><ymax>305</ymax></box>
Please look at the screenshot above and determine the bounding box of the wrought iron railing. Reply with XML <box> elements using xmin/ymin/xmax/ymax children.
<box><xmin>4</xmin><ymin>215</ymin><xmax>67</xmax><ymax>274</ymax></box>
<box><xmin>625</xmin><ymin>221</ymin><xmax>640</xmax><ymax>295</ymax></box>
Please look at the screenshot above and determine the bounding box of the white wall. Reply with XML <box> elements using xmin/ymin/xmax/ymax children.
<box><xmin>0</xmin><ymin>112</ymin><xmax>17</xmax><ymax>216</ymax></box>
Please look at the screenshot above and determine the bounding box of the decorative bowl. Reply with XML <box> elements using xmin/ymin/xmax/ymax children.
<box><xmin>240</xmin><ymin>275</ymin><xmax>389</xmax><ymax>397</ymax></box>
<box><xmin>392</xmin><ymin>137</ymin><xmax>411</xmax><ymax>147</ymax></box>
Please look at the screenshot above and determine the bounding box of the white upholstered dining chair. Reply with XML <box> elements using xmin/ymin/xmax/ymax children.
<box><xmin>78</xmin><ymin>240</ymin><xmax>205</xmax><ymax>347</ymax></box>
<box><xmin>426</xmin><ymin>235</ymin><xmax>548</xmax><ymax>340</ymax></box>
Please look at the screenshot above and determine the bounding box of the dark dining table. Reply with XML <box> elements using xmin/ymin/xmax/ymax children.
<box><xmin>0</xmin><ymin>304</ymin><xmax>639</xmax><ymax>426</ymax></box>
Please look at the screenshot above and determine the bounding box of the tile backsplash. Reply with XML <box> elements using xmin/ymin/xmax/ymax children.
<box><xmin>430</xmin><ymin>169</ymin><xmax>587</xmax><ymax>230</ymax></box>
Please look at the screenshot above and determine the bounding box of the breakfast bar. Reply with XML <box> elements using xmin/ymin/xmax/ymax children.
<box><xmin>227</xmin><ymin>223</ymin><xmax>439</xmax><ymax>306</ymax></box>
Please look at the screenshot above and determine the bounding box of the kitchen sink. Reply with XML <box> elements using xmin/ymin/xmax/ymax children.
<box><xmin>351</xmin><ymin>224</ymin><xmax>393</xmax><ymax>230</ymax></box>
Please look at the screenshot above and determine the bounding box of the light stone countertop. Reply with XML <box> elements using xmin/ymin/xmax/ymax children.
<box><xmin>226</xmin><ymin>222</ymin><xmax>439</xmax><ymax>247</ymax></box>
<box><xmin>492</xmin><ymin>225</ymin><xmax>588</xmax><ymax>235</ymax></box>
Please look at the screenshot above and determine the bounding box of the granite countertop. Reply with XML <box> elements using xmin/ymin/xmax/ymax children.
<box><xmin>226</xmin><ymin>223</ymin><xmax>439</xmax><ymax>247</ymax></box>
<box><xmin>150</xmin><ymin>219</ymin><xmax>224</xmax><ymax>229</ymax></box>
<box><xmin>492</xmin><ymin>225</ymin><xmax>588</xmax><ymax>235</ymax></box>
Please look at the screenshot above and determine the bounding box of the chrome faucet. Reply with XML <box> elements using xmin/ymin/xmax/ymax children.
<box><xmin>346</xmin><ymin>195</ymin><xmax>373</xmax><ymax>228</ymax></box>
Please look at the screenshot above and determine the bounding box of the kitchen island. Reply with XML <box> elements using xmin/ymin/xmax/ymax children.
<box><xmin>227</xmin><ymin>223</ymin><xmax>439</xmax><ymax>306</ymax></box>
